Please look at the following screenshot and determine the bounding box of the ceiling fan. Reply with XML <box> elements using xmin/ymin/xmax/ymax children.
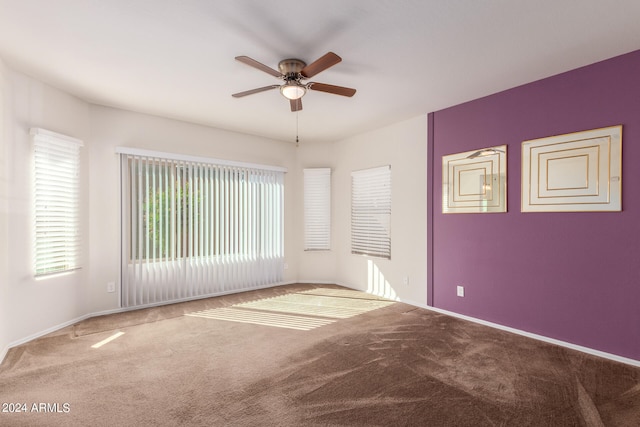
<box><xmin>232</xmin><ymin>52</ymin><xmax>356</xmax><ymax>112</ymax></box>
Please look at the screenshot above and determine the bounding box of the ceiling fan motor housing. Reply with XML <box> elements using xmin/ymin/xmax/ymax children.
<box><xmin>279</xmin><ymin>59</ymin><xmax>306</xmax><ymax>81</ymax></box>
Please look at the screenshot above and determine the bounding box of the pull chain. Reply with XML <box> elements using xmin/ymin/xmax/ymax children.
<box><xmin>296</xmin><ymin>111</ymin><xmax>300</xmax><ymax>147</ymax></box>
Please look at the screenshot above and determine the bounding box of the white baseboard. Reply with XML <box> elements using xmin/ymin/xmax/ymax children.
<box><xmin>333</xmin><ymin>281</ymin><xmax>640</xmax><ymax>367</ymax></box>
<box><xmin>346</xmin><ymin>284</ymin><xmax>640</xmax><ymax>367</ymax></box>
<box><xmin>3</xmin><ymin>282</ymin><xmax>639</xmax><ymax>369</ymax></box>
<box><xmin>416</xmin><ymin>303</ymin><xmax>640</xmax><ymax>368</ymax></box>
<box><xmin>0</xmin><ymin>346</ymin><xmax>8</xmax><ymax>367</ymax></box>
<box><xmin>94</xmin><ymin>281</ymin><xmax>297</xmax><ymax>315</ymax></box>
<box><xmin>1</xmin><ymin>313</ymin><xmax>93</xmax><ymax>365</ymax></box>
<box><xmin>296</xmin><ymin>280</ymin><xmax>336</xmax><ymax>285</ymax></box>
<box><xmin>0</xmin><ymin>281</ymin><xmax>298</xmax><ymax>366</ymax></box>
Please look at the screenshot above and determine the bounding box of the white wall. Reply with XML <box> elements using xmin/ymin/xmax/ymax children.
<box><xmin>333</xmin><ymin>116</ymin><xmax>428</xmax><ymax>305</ymax></box>
<box><xmin>87</xmin><ymin>105</ymin><xmax>298</xmax><ymax>313</ymax></box>
<box><xmin>295</xmin><ymin>115</ymin><xmax>428</xmax><ymax>305</ymax></box>
<box><xmin>0</xmin><ymin>65</ymin><xmax>298</xmax><ymax>359</ymax></box>
<box><xmin>0</xmin><ymin>59</ymin><xmax>9</xmax><ymax>358</ymax></box>
<box><xmin>1</xmin><ymin>66</ymin><xmax>91</xmax><ymax>357</ymax></box>
<box><xmin>0</xmin><ymin>62</ymin><xmax>428</xmax><ymax>362</ymax></box>
<box><xmin>295</xmin><ymin>141</ymin><xmax>338</xmax><ymax>283</ymax></box>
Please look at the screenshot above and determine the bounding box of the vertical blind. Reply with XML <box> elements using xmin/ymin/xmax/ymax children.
<box><xmin>32</xmin><ymin>128</ymin><xmax>83</xmax><ymax>276</ymax></box>
<box><xmin>351</xmin><ymin>165</ymin><xmax>391</xmax><ymax>259</ymax></box>
<box><xmin>303</xmin><ymin>168</ymin><xmax>331</xmax><ymax>250</ymax></box>
<box><xmin>120</xmin><ymin>150</ymin><xmax>285</xmax><ymax>307</ymax></box>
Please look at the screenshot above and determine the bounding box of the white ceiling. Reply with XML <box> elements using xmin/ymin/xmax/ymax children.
<box><xmin>1</xmin><ymin>1</ymin><xmax>640</xmax><ymax>144</ymax></box>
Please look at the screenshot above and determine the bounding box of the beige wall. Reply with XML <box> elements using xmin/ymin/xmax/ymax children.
<box><xmin>0</xmin><ymin>66</ymin><xmax>299</xmax><ymax>358</ymax></box>
<box><xmin>87</xmin><ymin>105</ymin><xmax>298</xmax><ymax>313</ymax></box>
<box><xmin>294</xmin><ymin>141</ymin><xmax>339</xmax><ymax>283</ymax></box>
<box><xmin>295</xmin><ymin>115</ymin><xmax>428</xmax><ymax>305</ymax></box>
<box><xmin>0</xmin><ymin>59</ymin><xmax>9</xmax><ymax>357</ymax></box>
<box><xmin>0</xmin><ymin>63</ymin><xmax>429</xmax><ymax>360</ymax></box>
<box><xmin>332</xmin><ymin>116</ymin><xmax>428</xmax><ymax>305</ymax></box>
<box><xmin>0</xmin><ymin>65</ymin><xmax>91</xmax><ymax>358</ymax></box>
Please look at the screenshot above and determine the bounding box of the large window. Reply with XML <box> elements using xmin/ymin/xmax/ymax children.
<box><xmin>119</xmin><ymin>149</ymin><xmax>285</xmax><ymax>307</ymax></box>
<box><xmin>351</xmin><ymin>165</ymin><xmax>391</xmax><ymax>259</ymax></box>
<box><xmin>303</xmin><ymin>168</ymin><xmax>331</xmax><ymax>251</ymax></box>
<box><xmin>32</xmin><ymin>128</ymin><xmax>83</xmax><ymax>277</ymax></box>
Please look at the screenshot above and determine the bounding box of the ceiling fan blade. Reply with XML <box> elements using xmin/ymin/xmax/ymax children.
<box><xmin>308</xmin><ymin>82</ymin><xmax>356</xmax><ymax>97</ymax></box>
<box><xmin>301</xmin><ymin>52</ymin><xmax>341</xmax><ymax>78</ymax></box>
<box><xmin>232</xmin><ymin>85</ymin><xmax>280</xmax><ymax>98</ymax></box>
<box><xmin>290</xmin><ymin>98</ymin><xmax>303</xmax><ymax>112</ymax></box>
<box><xmin>235</xmin><ymin>56</ymin><xmax>282</xmax><ymax>78</ymax></box>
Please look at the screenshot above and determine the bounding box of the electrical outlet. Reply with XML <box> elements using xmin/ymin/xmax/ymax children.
<box><xmin>283</xmin><ymin>263</ymin><xmax>289</xmax><ymax>270</ymax></box>
<box><xmin>107</xmin><ymin>282</ymin><xmax>116</xmax><ymax>293</ymax></box>
<box><xmin>402</xmin><ymin>276</ymin><xmax>409</xmax><ymax>286</ymax></box>
<box><xmin>456</xmin><ymin>285</ymin><xmax>465</xmax><ymax>297</ymax></box>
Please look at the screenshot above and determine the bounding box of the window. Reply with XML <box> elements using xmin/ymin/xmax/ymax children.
<box><xmin>351</xmin><ymin>165</ymin><xmax>391</xmax><ymax>259</ymax></box>
<box><xmin>32</xmin><ymin>128</ymin><xmax>83</xmax><ymax>276</ymax></box>
<box><xmin>303</xmin><ymin>168</ymin><xmax>331</xmax><ymax>250</ymax></box>
<box><xmin>119</xmin><ymin>149</ymin><xmax>285</xmax><ymax>307</ymax></box>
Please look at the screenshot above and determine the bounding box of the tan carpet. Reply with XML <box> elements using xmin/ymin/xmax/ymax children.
<box><xmin>1</xmin><ymin>284</ymin><xmax>639</xmax><ymax>426</ymax></box>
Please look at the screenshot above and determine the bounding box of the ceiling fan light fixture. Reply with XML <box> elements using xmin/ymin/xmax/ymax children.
<box><xmin>280</xmin><ymin>83</ymin><xmax>306</xmax><ymax>100</ymax></box>
<box><xmin>233</xmin><ymin>53</ymin><xmax>354</xmax><ymax>111</ymax></box>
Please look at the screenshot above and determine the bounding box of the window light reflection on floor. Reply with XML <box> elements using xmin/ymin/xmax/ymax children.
<box><xmin>185</xmin><ymin>290</ymin><xmax>394</xmax><ymax>331</ymax></box>
<box><xmin>91</xmin><ymin>331</ymin><xmax>125</xmax><ymax>349</ymax></box>
<box><xmin>185</xmin><ymin>307</ymin><xmax>335</xmax><ymax>331</ymax></box>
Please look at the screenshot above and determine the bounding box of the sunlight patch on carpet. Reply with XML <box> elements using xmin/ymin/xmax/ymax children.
<box><xmin>298</xmin><ymin>288</ymin><xmax>393</xmax><ymax>301</ymax></box>
<box><xmin>184</xmin><ymin>291</ymin><xmax>395</xmax><ymax>330</ymax></box>
<box><xmin>235</xmin><ymin>293</ymin><xmax>394</xmax><ymax>319</ymax></box>
<box><xmin>91</xmin><ymin>331</ymin><xmax>125</xmax><ymax>349</ymax></box>
<box><xmin>185</xmin><ymin>307</ymin><xmax>336</xmax><ymax>330</ymax></box>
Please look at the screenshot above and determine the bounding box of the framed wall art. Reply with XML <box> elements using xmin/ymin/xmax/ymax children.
<box><xmin>442</xmin><ymin>145</ymin><xmax>507</xmax><ymax>214</ymax></box>
<box><xmin>521</xmin><ymin>125</ymin><xmax>622</xmax><ymax>212</ymax></box>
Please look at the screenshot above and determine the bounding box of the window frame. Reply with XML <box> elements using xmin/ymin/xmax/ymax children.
<box><xmin>351</xmin><ymin>165</ymin><xmax>391</xmax><ymax>259</ymax></box>
<box><xmin>118</xmin><ymin>147</ymin><xmax>286</xmax><ymax>307</ymax></box>
<box><xmin>32</xmin><ymin>128</ymin><xmax>83</xmax><ymax>277</ymax></box>
<box><xmin>303</xmin><ymin>168</ymin><xmax>331</xmax><ymax>251</ymax></box>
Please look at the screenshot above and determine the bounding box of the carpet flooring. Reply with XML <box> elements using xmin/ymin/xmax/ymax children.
<box><xmin>1</xmin><ymin>284</ymin><xmax>639</xmax><ymax>426</ymax></box>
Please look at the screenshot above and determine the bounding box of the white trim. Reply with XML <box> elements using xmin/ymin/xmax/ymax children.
<box><xmin>304</xmin><ymin>167</ymin><xmax>332</xmax><ymax>251</ymax></box>
<box><xmin>0</xmin><ymin>281</ymin><xmax>295</xmax><ymax>365</ymax></box>
<box><xmin>30</xmin><ymin>127</ymin><xmax>84</xmax><ymax>146</ymax></box>
<box><xmin>334</xmin><ymin>281</ymin><xmax>640</xmax><ymax>368</ymax></box>
<box><xmin>113</xmin><ymin>281</ymin><xmax>294</xmax><ymax>313</ymax></box>
<box><xmin>410</xmin><ymin>301</ymin><xmax>640</xmax><ymax>368</ymax></box>
<box><xmin>32</xmin><ymin>129</ymin><xmax>83</xmax><ymax>276</ymax></box>
<box><xmin>351</xmin><ymin>165</ymin><xmax>392</xmax><ymax>259</ymax></box>
<box><xmin>1</xmin><ymin>313</ymin><xmax>92</xmax><ymax>365</ymax></box>
<box><xmin>115</xmin><ymin>146</ymin><xmax>287</xmax><ymax>173</ymax></box>
<box><xmin>297</xmin><ymin>279</ymin><xmax>336</xmax><ymax>285</ymax></box>
<box><xmin>3</xmin><ymin>281</ymin><xmax>638</xmax><ymax>369</ymax></box>
<box><xmin>0</xmin><ymin>346</ymin><xmax>8</xmax><ymax>366</ymax></box>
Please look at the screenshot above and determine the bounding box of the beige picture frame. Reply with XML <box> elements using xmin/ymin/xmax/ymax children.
<box><xmin>521</xmin><ymin>125</ymin><xmax>622</xmax><ymax>212</ymax></box>
<box><xmin>442</xmin><ymin>145</ymin><xmax>507</xmax><ymax>214</ymax></box>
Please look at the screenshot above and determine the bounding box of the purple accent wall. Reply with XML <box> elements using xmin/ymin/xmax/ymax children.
<box><xmin>429</xmin><ymin>49</ymin><xmax>640</xmax><ymax>361</ymax></box>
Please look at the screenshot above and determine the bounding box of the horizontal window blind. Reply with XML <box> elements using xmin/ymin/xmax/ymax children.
<box><xmin>304</xmin><ymin>168</ymin><xmax>331</xmax><ymax>250</ymax></box>
<box><xmin>32</xmin><ymin>128</ymin><xmax>83</xmax><ymax>276</ymax></box>
<box><xmin>120</xmin><ymin>151</ymin><xmax>285</xmax><ymax>307</ymax></box>
<box><xmin>351</xmin><ymin>165</ymin><xmax>391</xmax><ymax>259</ymax></box>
